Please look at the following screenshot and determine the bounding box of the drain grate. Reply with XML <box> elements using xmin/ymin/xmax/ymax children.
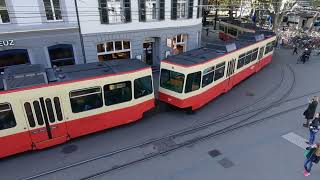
<box><xmin>61</xmin><ymin>145</ymin><xmax>78</xmax><ymax>154</ymax></box>
<box><xmin>208</xmin><ymin>149</ymin><xmax>221</xmax><ymax>158</ymax></box>
<box><xmin>218</xmin><ymin>158</ymin><xmax>234</xmax><ymax>168</ymax></box>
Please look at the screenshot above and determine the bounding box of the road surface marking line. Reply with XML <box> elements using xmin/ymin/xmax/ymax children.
<box><xmin>282</xmin><ymin>132</ymin><xmax>308</xmax><ymax>149</ymax></box>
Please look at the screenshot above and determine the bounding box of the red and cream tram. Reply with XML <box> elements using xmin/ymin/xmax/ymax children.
<box><xmin>159</xmin><ymin>32</ymin><xmax>276</xmax><ymax>111</ymax></box>
<box><xmin>218</xmin><ymin>20</ymin><xmax>257</xmax><ymax>41</ymax></box>
<box><xmin>0</xmin><ymin>60</ymin><xmax>154</xmax><ymax>158</ymax></box>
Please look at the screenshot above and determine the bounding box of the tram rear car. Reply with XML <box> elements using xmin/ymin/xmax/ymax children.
<box><xmin>0</xmin><ymin>60</ymin><xmax>155</xmax><ymax>158</ymax></box>
<box><xmin>218</xmin><ymin>21</ymin><xmax>256</xmax><ymax>41</ymax></box>
<box><xmin>159</xmin><ymin>33</ymin><xmax>276</xmax><ymax>111</ymax></box>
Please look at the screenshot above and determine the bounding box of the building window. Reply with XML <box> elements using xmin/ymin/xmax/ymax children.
<box><xmin>172</xmin><ymin>34</ymin><xmax>187</xmax><ymax>55</ymax></box>
<box><xmin>104</xmin><ymin>81</ymin><xmax>132</xmax><ymax>106</ymax></box>
<box><xmin>43</xmin><ymin>0</ymin><xmax>62</xmax><ymax>21</ymax></box>
<box><xmin>0</xmin><ymin>49</ymin><xmax>30</xmax><ymax>72</ymax></box>
<box><xmin>0</xmin><ymin>0</ymin><xmax>10</xmax><ymax>23</ymax></box>
<box><xmin>134</xmin><ymin>76</ymin><xmax>153</xmax><ymax>99</ymax></box>
<box><xmin>139</xmin><ymin>0</ymin><xmax>160</xmax><ymax>22</ymax></box>
<box><xmin>97</xmin><ymin>40</ymin><xmax>131</xmax><ymax>61</ymax></box>
<box><xmin>99</xmin><ymin>0</ymin><xmax>131</xmax><ymax>24</ymax></box>
<box><xmin>0</xmin><ymin>103</ymin><xmax>16</xmax><ymax>130</ymax></box>
<box><xmin>177</xmin><ymin>0</ymin><xmax>186</xmax><ymax>19</ymax></box>
<box><xmin>70</xmin><ymin>87</ymin><xmax>103</xmax><ymax>113</ymax></box>
<box><xmin>48</xmin><ymin>44</ymin><xmax>75</xmax><ymax>67</ymax></box>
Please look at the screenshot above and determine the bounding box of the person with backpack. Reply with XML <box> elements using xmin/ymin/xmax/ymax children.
<box><xmin>304</xmin><ymin>144</ymin><xmax>320</xmax><ymax>176</ymax></box>
<box><xmin>303</xmin><ymin>97</ymin><xmax>319</xmax><ymax>127</ymax></box>
<box><xmin>307</xmin><ymin>114</ymin><xmax>320</xmax><ymax>145</ymax></box>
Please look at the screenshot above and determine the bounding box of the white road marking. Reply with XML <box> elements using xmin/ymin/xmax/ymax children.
<box><xmin>282</xmin><ymin>132</ymin><xmax>308</xmax><ymax>149</ymax></box>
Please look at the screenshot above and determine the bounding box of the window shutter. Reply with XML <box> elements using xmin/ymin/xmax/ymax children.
<box><xmin>159</xmin><ymin>0</ymin><xmax>165</xmax><ymax>20</ymax></box>
<box><xmin>188</xmin><ymin>0</ymin><xmax>194</xmax><ymax>19</ymax></box>
<box><xmin>139</xmin><ymin>0</ymin><xmax>146</xmax><ymax>22</ymax></box>
<box><xmin>123</xmin><ymin>0</ymin><xmax>131</xmax><ymax>22</ymax></box>
<box><xmin>99</xmin><ymin>0</ymin><xmax>109</xmax><ymax>24</ymax></box>
<box><xmin>171</xmin><ymin>0</ymin><xmax>177</xmax><ymax>20</ymax></box>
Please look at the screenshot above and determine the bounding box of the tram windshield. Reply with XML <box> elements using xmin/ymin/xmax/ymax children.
<box><xmin>160</xmin><ymin>69</ymin><xmax>185</xmax><ymax>93</ymax></box>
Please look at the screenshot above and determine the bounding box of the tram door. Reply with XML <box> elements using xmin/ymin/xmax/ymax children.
<box><xmin>226</xmin><ymin>58</ymin><xmax>236</xmax><ymax>88</ymax></box>
<box><xmin>22</xmin><ymin>96</ymin><xmax>67</xmax><ymax>145</ymax></box>
<box><xmin>258</xmin><ymin>46</ymin><xmax>265</xmax><ymax>60</ymax></box>
<box><xmin>257</xmin><ymin>46</ymin><xmax>265</xmax><ymax>71</ymax></box>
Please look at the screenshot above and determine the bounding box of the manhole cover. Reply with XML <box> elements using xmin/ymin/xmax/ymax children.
<box><xmin>61</xmin><ymin>145</ymin><xmax>78</xmax><ymax>154</ymax></box>
<box><xmin>208</xmin><ymin>149</ymin><xmax>221</xmax><ymax>158</ymax></box>
<box><xmin>218</xmin><ymin>158</ymin><xmax>234</xmax><ymax>168</ymax></box>
<box><xmin>246</xmin><ymin>92</ymin><xmax>255</xmax><ymax>96</ymax></box>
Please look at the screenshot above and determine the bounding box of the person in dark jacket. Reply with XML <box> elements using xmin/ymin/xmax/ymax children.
<box><xmin>293</xmin><ymin>46</ymin><xmax>298</xmax><ymax>55</ymax></box>
<box><xmin>303</xmin><ymin>97</ymin><xmax>319</xmax><ymax>127</ymax></box>
<box><xmin>307</xmin><ymin>114</ymin><xmax>320</xmax><ymax>144</ymax></box>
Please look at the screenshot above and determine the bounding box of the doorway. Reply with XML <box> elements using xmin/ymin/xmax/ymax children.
<box><xmin>143</xmin><ymin>42</ymin><xmax>154</xmax><ymax>66</ymax></box>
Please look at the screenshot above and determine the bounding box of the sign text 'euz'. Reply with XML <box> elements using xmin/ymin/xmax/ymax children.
<box><xmin>0</xmin><ymin>40</ymin><xmax>15</xmax><ymax>47</ymax></box>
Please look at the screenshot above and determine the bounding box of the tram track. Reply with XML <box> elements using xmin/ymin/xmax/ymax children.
<box><xmin>20</xmin><ymin>64</ymin><xmax>303</xmax><ymax>180</ymax></box>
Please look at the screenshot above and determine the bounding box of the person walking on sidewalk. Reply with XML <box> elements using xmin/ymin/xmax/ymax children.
<box><xmin>307</xmin><ymin>115</ymin><xmax>320</xmax><ymax>145</ymax></box>
<box><xmin>293</xmin><ymin>46</ymin><xmax>298</xmax><ymax>55</ymax></box>
<box><xmin>304</xmin><ymin>144</ymin><xmax>320</xmax><ymax>176</ymax></box>
<box><xmin>303</xmin><ymin>97</ymin><xmax>319</xmax><ymax>127</ymax></box>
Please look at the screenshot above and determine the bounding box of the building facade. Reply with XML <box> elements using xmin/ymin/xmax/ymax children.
<box><xmin>0</xmin><ymin>0</ymin><xmax>83</xmax><ymax>71</ymax></box>
<box><xmin>77</xmin><ymin>0</ymin><xmax>203</xmax><ymax>68</ymax></box>
<box><xmin>0</xmin><ymin>0</ymin><xmax>203</xmax><ymax>71</ymax></box>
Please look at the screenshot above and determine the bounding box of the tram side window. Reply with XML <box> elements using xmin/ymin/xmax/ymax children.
<box><xmin>228</xmin><ymin>27</ymin><xmax>237</xmax><ymax>37</ymax></box>
<box><xmin>202</xmin><ymin>66</ymin><xmax>215</xmax><ymax>88</ymax></box>
<box><xmin>185</xmin><ymin>71</ymin><xmax>201</xmax><ymax>93</ymax></box>
<box><xmin>219</xmin><ymin>24</ymin><xmax>224</xmax><ymax>32</ymax></box>
<box><xmin>160</xmin><ymin>69</ymin><xmax>185</xmax><ymax>93</ymax></box>
<box><xmin>214</xmin><ymin>62</ymin><xmax>225</xmax><ymax>81</ymax></box>
<box><xmin>70</xmin><ymin>87</ymin><xmax>103</xmax><ymax>113</ymax></box>
<box><xmin>0</xmin><ymin>103</ymin><xmax>17</xmax><ymax>130</ymax></box>
<box><xmin>24</xmin><ymin>102</ymin><xmax>36</xmax><ymax>128</ymax></box>
<box><xmin>104</xmin><ymin>81</ymin><xmax>132</xmax><ymax>106</ymax></box>
<box><xmin>245</xmin><ymin>50</ymin><xmax>252</xmax><ymax>64</ymax></box>
<box><xmin>265</xmin><ymin>42</ymin><xmax>274</xmax><ymax>55</ymax></box>
<box><xmin>252</xmin><ymin>48</ymin><xmax>259</xmax><ymax>61</ymax></box>
<box><xmin>134</xmin><ymin>76</ymin><xmax>153</xmax><ymax>99</ymax></box>
<box><xmin>237</xmin><ymin>53</ymin><xmax>245</xmax><ymax>69</ymax></box>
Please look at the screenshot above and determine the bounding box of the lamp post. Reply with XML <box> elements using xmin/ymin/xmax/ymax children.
<box><xmin>74</xmin><ymin>0</ymin><xmax>87</xmax><ymax>64</ymax></box>
<box><xmin>214</xmin><ymin>0</ymin><xmax>218</xmax><ymax>30</ymax></box>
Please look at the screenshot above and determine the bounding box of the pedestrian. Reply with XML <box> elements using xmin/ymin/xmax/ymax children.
<box><xmin>303</xmin><ymin>144</ymin><xmax>320</xmax><ymax>176</ymax></box>
<box><xmin>307</xmin><ymin>114</ymin><xmax>320</xmax><ymax>145</ymax></box>
<box><xmin>293</xmin><ymin>46</ymin><xmax>298</xmax><ymax>55</ymax></box>
<box><xmin>303</xmin><ymin>97</ymin><xmax>319</xmax><ymax>127</ymax></box>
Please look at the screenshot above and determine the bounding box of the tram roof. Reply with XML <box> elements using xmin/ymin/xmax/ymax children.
<box><xmin>0</xmin><ymin>59</ymin><xmax>149</xmax><ymax>91</ymax></box>
<box><xmin>165</xmin><ymin>32</ymin><xmax>274</xmax><ymax>66</ymax></box>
